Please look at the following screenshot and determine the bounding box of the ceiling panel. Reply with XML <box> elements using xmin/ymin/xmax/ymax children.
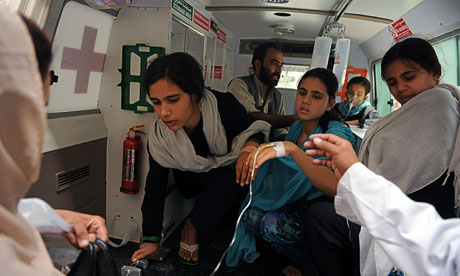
<box><xmin>338</xmin><ymin>17</ymin><xmax>388</xmax><ymax>45</ymax></box>
<box><xmin>196</xmin><ymin>0</ymin><xmax>337</xmax><ymax>10</ymax></box>
<box><xmin>346</xmin><ymin>0</ymin><xmax>424</xmax><ymax>20</ymax></box>
<box><xmin>196</xmin><ymin>0</ymin><xmax>427</xmax><ymax>45</ymax></box>
<box><xmin>212</xmin><ymin>10</ymin><xmax>325</xmax><ymax>39</ymax></box>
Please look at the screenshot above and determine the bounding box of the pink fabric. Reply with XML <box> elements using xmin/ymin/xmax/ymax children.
<box><xmin>0</xmin><ymin>7</ymin><xmax>45</xmax><ymax>213</ymax></box>
<box><xmin>0</xmin><ymin>6</ymin><xmax>61</xmax><ymax>275</ymax></box>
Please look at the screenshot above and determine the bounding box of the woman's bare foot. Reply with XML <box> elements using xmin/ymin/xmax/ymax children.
<box><xmin>282</xmin><ymin>265</ymin><xmax>302</xmax><ymax>276</ymax></box>
<box><xmin>178</xmin><ymin>218</ymin><xmax>199</xmax><ymax>264</ymax></box>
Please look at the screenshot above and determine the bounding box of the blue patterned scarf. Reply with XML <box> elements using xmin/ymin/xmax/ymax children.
<box><xmin>226</xmin><ymin>120</ymin><xmax>355</xmax><ymax>266</ymax></box>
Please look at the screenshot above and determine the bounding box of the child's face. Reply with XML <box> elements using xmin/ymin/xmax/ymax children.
<box><xmin>296</xmin><ymin>77</ymin><xmax>335</xmax><ymax>122</ymax></box>
<box><xmin>346</xmin><ymin>83</ymin><xmax>367</xmax><ymax>107</ymax></box>
<box><xmin>383</xmin><ymin>59</ymin><xmax>440</xmax><ymax>105</ymax></box>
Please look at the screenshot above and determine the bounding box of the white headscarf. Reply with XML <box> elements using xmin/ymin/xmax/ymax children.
<box><xmin>357</xmin><ymin>83</ymin><xmax>460</xmax><ymax>276</ymax></box>
<box><xmin>148</xmin><ymin>89</ymin><xmax>271</xmax><ymax>172</ymax></box>
<box><xmin>0</xmin><ymin>6</ymin><xmax>61</xmax><ymax>275</ymax></box>
<box><xmin>359</xmin><ymin>83</ymin><xmax>460</xmax><ymax>196</ymax></box>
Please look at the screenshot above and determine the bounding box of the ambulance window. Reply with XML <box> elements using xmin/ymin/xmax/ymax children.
<box><xmin>211</xmin><ymin>40</ymin><xmax>225</xmax><ymax>91</ymax></box>
<box><xmin>204</xmin><ymin>35</ymin><xmax>216</xmax><ymax>87</ymax></box>
<box><xmin>171</xmin><ymin>18</ymin><xmax>205</xmax><ymax>68</ymax></box>
<box><xmin>186</xmin><ymin>27</ymin><xmax>205</xmax><ymax>67</ymax></box>
<box><xmin>171</xmin><ymin>20</ymin><xmax>186</xmax><ymax>53</ymax></box>
<box><xmin>224</xmin><ymin>46</ymin><xmax>235</xmax><ymax>90</ymax></box>
<box><xmin>276</xmin><ymin>64</ymin><xmax>310</xmax><ymax>90</ymax></box>
<box><xmin>433</xmin><ymin>36</ymin><xmax>459</xmax><ymax>86</ymax></box>
<box><xmin>2</xmin><ymin>0</ymin><xmax>22</xmax><ymax>11</ymax></box>
<box><xmin>373</xmin><ymin>59</ymin><xmax>399</xmax><ymax>117</ymax></box>
<box><xmin>5</xmin><ymin>0</ymin><xmax>51</xmax><ymax>27</ymax></box>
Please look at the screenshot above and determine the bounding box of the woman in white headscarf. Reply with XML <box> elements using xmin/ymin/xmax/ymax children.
<box><xmin>303</xmin><ymin>37</ymin><xmax>460</xmax><ymax>276</ymax></box>
<box><xmin>130</xmin><ymin>51</ymin><xmax>271</xmax><ymax>265</ymax></box>
<box><xmin>0</xmin><ymin>7</ymin><xmax>107</xmax><ymax>275</ymax></box>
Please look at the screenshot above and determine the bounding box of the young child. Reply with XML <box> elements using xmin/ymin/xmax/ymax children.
<box><xmin>338</xmin><ymin>76</ymin><xmax>381</xmax><ymax>128</ymax></box>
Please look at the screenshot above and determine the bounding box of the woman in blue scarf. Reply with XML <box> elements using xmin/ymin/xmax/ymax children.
<box><xmin>338</xmin><ymin>76</ymin><xmax>381</xmax><ymax>129</ymax></box>
<box><xmin>227</xmin><ymin>68</ymin><xmax>355</xmax><ymax>275</ymax></box>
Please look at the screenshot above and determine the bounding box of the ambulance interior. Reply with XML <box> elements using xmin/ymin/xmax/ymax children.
<box><xmin>4</xmin><ymin>0</ymin><xmax>460</xmax><ymax>275</ymax></box>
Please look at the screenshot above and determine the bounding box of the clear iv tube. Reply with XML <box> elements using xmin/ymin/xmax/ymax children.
<box><xmin>209</xmin><ymin>150</ymin><xmax>261</xmax><ymax>276</ymax></box>
<box><xmin>344</xmin><ymin>94</ymin><xmax>358</xmax><ymax>119</ymax></box>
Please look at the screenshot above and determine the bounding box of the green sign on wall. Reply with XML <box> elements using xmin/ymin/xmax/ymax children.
<box><xmin>119</xmin><ymin>43</ymin><xmax>165</xmax><ymax>114</ymax></box>
<box><xmin>172</xmin><ymin>0</ymin><xmax>193</xmax><ymax>21</ymax></box>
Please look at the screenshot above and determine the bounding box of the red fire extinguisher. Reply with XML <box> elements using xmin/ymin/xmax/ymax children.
<box><xmin>121</xmin><ymin>125</ymin><xmax>145</xmax><ymax>194</ymax></box>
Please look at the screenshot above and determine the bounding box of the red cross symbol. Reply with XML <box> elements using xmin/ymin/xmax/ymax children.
<box><xmin>61</xmin><ymin>26</ymin><xmax>106</xmax><ymax>94</ymax></box>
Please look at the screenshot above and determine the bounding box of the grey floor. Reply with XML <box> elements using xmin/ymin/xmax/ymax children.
<box><xmin>109</xmin><ymin>221</ymin><xmax>293</xmax><ymax>276</ymax></box>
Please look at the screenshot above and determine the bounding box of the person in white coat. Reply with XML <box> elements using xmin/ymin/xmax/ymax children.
<box><xmin>304</xmin><ymin>133</ymin><xmax>460</xmax><ymax>276</ymax></box>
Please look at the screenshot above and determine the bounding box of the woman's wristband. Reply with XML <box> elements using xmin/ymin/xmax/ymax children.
<box><xmin>271</xmin><ymin>142</ymin><xmax>286</xmax><ymax>157</ymax></box>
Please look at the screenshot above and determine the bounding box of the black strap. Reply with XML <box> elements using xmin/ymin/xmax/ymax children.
<box><xmin>68</xmin><ymin>242</ymin><xmax>96</xmax><ymax>276</ymax></box>
<box><xmin>89</xmin><ymin>242</ymin><xmax>97</xmax><ymax>276</ymax></box>
<box><xmin>68</xmin><ymin>239</ymin><xmax>119</xmax><ymax>276</ymax></box>
<box><xmin>96</xmin><ymin>239</ymin><xmax>119</xmax><ymax>276</ymax></box>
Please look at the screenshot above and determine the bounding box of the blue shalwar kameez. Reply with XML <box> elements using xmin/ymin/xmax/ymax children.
<box><xmin>226</xmin><ymin>120</ymin><xmax>355</xmax><ymax>266</ymax></box>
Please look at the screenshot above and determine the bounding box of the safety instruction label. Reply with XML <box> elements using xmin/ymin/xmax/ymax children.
<box><xmin>193</xmin><ymin>9</ymin><xmax>209</xmax><ymax>31</ymax></box>
<box><xmin>218</xmin><ymin>29</ymin><xmax>227</xmax><ymax>43</ymax></box>
<box><xmin>388</xmin><ymin>18</ymin><xmax>413</xmax><ymax>42</ymax></box>
<box><xmin>172</xmin><ymin>0</ymin><xmax>193</xmax><ymax>21</ymax></box>
<box><xmin>213</xmin><ymin>66</ymin><xmax>222</xmax><ymax>79</ymax></box>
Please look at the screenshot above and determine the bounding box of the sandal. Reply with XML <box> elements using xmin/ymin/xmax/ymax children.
<box><xmin>178</xmin><ymin>241</ymin><xmax>199</xmax><ymax>266</ymax></box>
<box><xmin>282</xmin><ymin>265</ymin><xmax>302</xmax><ymax>276</ymax></box>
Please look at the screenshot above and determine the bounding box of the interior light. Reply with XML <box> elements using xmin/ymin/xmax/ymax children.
<box><xmin>275</xmin><ymin>27</ymin><xmax>295</xmax><ymax>35</ymax></box>
<box><xmin>261</xmin><ymin>0</ymin><xmax>290</xmax><ymax>3</ymax></box>
<box><xmin>274</xmin><ymin>12</ymin><xmax>291</xmax><ymax>17</ymax></box>
<box><xmin>274</xmin><ymin>22</ymin><xmax>295</xmax><ymax>35</ymax></box>
<box><xmin>85</xmin><ymin>0</ymin><xmax>130</xmax><ymax>10</ymax></box>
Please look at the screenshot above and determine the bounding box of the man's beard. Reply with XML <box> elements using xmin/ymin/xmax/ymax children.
<box><xmin>259</xmin><ymin>65</ymin><xmax>280</xmax><ymax>87</ymax></box>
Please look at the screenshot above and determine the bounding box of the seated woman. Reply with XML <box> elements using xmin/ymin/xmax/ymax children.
<box><xmin>304</xmin><ymin>37</ymin><xmax>460</xmax><ymax>276</ymax></box>
<box><xmin>130</xmin><ymin>52</ymin><xmax>270</xmax><ymax>265</ymax></box>
<box><xmin>226</xmin><ymin>68</ymin><xmax>355</xmax><ymax>275</ymax></box>
<box><xmin>338</xmin><ymin>76</ymin><xmax>381</xmax><ymax>128</ymax></box>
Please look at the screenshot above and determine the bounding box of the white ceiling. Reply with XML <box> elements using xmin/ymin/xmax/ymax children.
<box><xmin>195</xmin><ymin>0</ymin><xmax>424</xmax><ymax>45</ymax></box>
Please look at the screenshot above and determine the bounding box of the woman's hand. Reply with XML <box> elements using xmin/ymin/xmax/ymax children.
<box><xmin>55</xmin><ymin>210</ymin><xmax>108</xmax><ymax>249</ymax></box>
<box><xmin>241</xmin><ymin>141</ymin><xmax>292</xmax><ymax>185</ymax></box>
<box><xmin>131</xmin><ymin>242</ymin><xmax>160</xmax><ymax>262</ymax></box>
<box><xmin>236</xmin><ymin>145</ymin><xmax>257</xmax><ymax>186</ymax></box>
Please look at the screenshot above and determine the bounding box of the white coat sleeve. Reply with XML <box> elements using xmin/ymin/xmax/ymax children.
<box><xmin>334</xmin><ymin>162</ymin><xmax>460</xmax><ymax>276</ymax></box>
